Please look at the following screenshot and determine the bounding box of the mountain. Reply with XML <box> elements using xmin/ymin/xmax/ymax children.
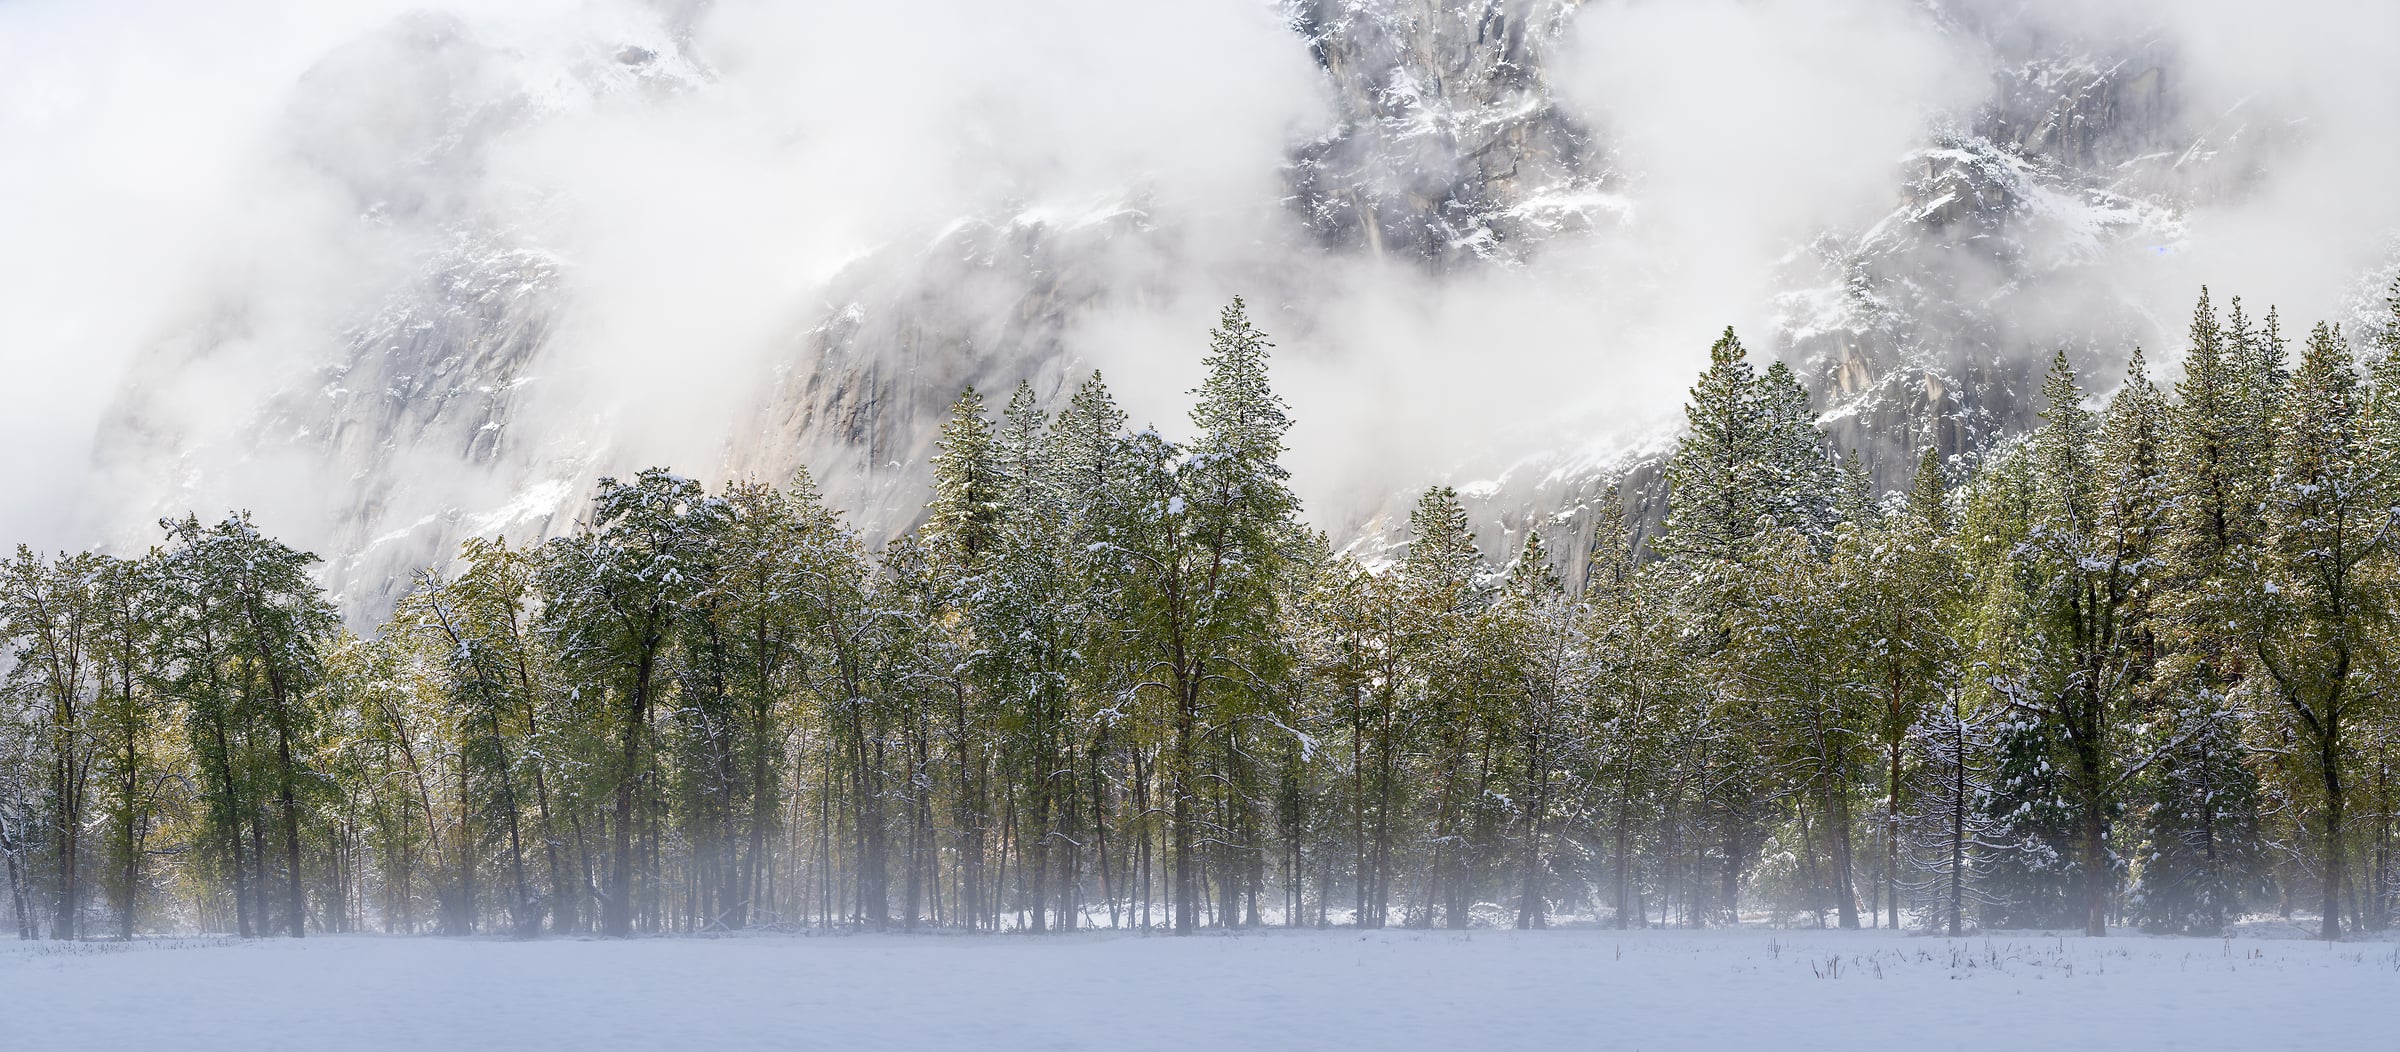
<box><xmin>84</xmin><ymin>0</ymin><xmax>2393</xmax><ymax>618</ymax></box>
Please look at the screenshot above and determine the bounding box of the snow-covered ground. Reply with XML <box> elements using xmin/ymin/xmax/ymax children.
<box><xmin>3</xmin><ymin>926</ymin><xmax>2393</xmax><ymax>1050</ymax></box>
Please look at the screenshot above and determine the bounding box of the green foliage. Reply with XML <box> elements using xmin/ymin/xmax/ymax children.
<box><xmin>9</xmin><ymin>290</ymin><xmax>2400</xmax><ymax>943</ymax></box>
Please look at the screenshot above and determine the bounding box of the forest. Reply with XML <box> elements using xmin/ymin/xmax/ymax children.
<box><xmin>6</xmin><ymin>288</ymin><xmax>2400</xmax><ymax>945</ymax></box>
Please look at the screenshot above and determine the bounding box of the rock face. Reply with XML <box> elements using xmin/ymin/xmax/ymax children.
<box><xmin>83</xmin><ymin>1</ymin><xmax>2383</xmax><ymax>615</ymax></box>
<box><xmin>1288</xmin><ymin>0</ymin><xmax>1610</xmax><ymax>263</ymax></box>
<box><xmin>732</xmin><ymin>206</ymin><xmax>1164</xmax><ymax>537</ymax></box>
<box><xmin>1780</xmin><ymin>29</ymin><xmax>2195</xmax><ymax>495</ymax></box>
<box><xmin>94</xmin><ymin>11</ymin><xmax>699</xmax><ymax>617</ymax></box>
<box><xmin>1381</xmin><ymin>8</ymin><xmax>2215</xmax><ymax>571</ymax></box>
<box><xmin>293</xmin><ymin>241</ymin><xmax>569</xmax><ymax>606</ymax></box>
<box><xmin>734</xmin><ymin>0</ymin><xmax>1621</xmax><ymax>550</ymax></box>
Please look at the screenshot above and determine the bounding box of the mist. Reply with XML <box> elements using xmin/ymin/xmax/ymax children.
<box><xmin>4</xmin><ymin>0</ymin><xmax>2397</xmax><ymax>595</ymax></box>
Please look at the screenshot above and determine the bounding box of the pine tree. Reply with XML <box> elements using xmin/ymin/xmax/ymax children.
<box><xmin>2142</xmin><ymin>290</ymin><xmax>2281</xmax><ymax>935</ymax></box>
<box><xmin>1758</xmin><ymin>360</ymin><xmax>1841</xmax><ymax>544</ymax></box>
<box><xmin>1290</xmin><ymin>544</ymin><xmax>1394</xmax><ymax>928</ymax></box>
<box><xmin>1657</xmin><ymin>328</ymin><xmax>1768</xmax><ymax>582</ymax></box>
<box><xmin>1998</xmin><ymin>351</ymin><xmax>2160</xmax><ymax>935</ymax></box>
<box><xmin>2249</xmin><ymin>323</ymin><xmax>2388</xmax><ymax>940</ymax></box>
<box><xmin>980</xmin><ymin>380</ymin><xmax>1082</xmax><ymax>932</ymax></box>
<box><xmin>1905</xmin><ymin>658</ymin><xmax>1999</xmax><ymax>936</ymax></box>
<box><xmin>0</xmin><ymin>548</ymin><xmax>102</xmax><ymax>940</ymax></box>
<box><xmin>1490</xmin><ymin>529</ymin><xmax>1582</xmax><ymax>929</ymax></box>
<box><xmin>1955</xmin><ymin>438</ymin><xmax>2081</xmax><ymax>929</ymax></box>
<box><xmin>1049</xmin><ymin>373</ymin><xmax>1139</xmax><ymax>930</ymax></box>
<box><xmin>2126</xmin><ymin>674</ymin><xmax>2268</xmax><ymax>934</ymax></box>
<box><xmin>1733</xmin><ymin>519</ymin><xmax>1868</xmax><ymax>927</ymax></box>
<box><xmin>89</xmin><ymin>554</ymin><xmax>166</xmax><ymax>939</ymax></box>
<box><xmin>1585</xmin><ymin>486</ymin><xmax>1683</xmax><ymax>928</ymax></box>
<box><xmin>537</xmin><ymin>470</ymin><xmax>716</xmax><ymax>937</ymax></box>
<box><xmin>1977</xmin><ymin>707</ymin><xmax>2085</xmax><ymax>927</ymax></box>
<box><xmin>921</xmin><ymin>391</ymin><xmax>1007</xmax><ymax>931</ymax></box>
<box><xmin>1657</xmin><ymin>327</ymin><xmax>1833</xmax><ymax>925</ymax></box>
<box><xmin>925</xmin><ymin>388</ymin><xmax>1004</xmax><ymax>578</ymax></box>
<box><xmin>1398</xmin><ymin>485</ymin><xmax>1488</xmax><ymax>928</ymax></box>
<box><xmin>1108</xmin><ymin>297</ymin><xmax>1301</xmax><ymax>934</ymax></box>
<box><xmin>1844</xmin><ymin>445</ymin><xmax>1966</xmax><ymax>928</ymax></box>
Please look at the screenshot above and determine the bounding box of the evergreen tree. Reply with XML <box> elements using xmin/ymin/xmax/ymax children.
<box><xmin>2248</xmin><ymin>323</ymin><xmax>2389</xmax><ymax>940</ymax></box>
<box><xmin>1733</xmin><ymin>521</ymin><xmax>1868</xmax><ymax>927</ymax></box>
<box><xmin>1490</xmin><ymin>529</ymin><xmax>1584</xmax><ymax>929</ymax></box>
<box><xmin>2142</xmin><ymin>290</ymin><xmax>2280</xmax><ymax>934</ymax></box>
<box><xmin>1656</xmin><ymin>327</ymin><xmax>1835</xmax><ymax>925</ymax></box>
<box><xmin>19</xmin><ymin>281</ymin><xmax>2400</xmax><ymax>945</ymax></box>
<box><xmin>2126</xmin><ymin>674</ymin><xmax>2269</xmax><ymax>933</ymax></box>
<box><xmin>1584</xmin><ymin>487</ymin><xmax>1683</xmax><ymax>929</ymax></box>
<box><xmin>1109</xmin><ymin>297</ymin><xmax>1300</xmax><ymax>934</ymax></box>
<box><xmin>1657</xmin><ymin>329</ymin><xmax>1770</xmax><ymax>582</ymax></box>
<box><xmin>1398</xmin><ymin>485</ymin><xmax>1488</xmax><ymax>928</ymax></box>
<box><xmin>1956</xmin><ymin>440</ymin><xmax>2080</xmax><ymax>929</ymax></box>
<box><xmin>1999</xmin><ymin>352</ymin><xmax>2159</xmax><ymax>935</ymax></box>
<box><xmin>0</xmin><ymin>548</ymin><xmax>103</xmax><ymax>939</ymax></box>
<box><xmin>537</xmin><ymin>470</ymin><xmax>716</xmax><ymax>937</ymax></box>
<box><xmin>1844</xmin><ymin>446</ymin><xmax>1966</xmax><ymax>928</ymax></box>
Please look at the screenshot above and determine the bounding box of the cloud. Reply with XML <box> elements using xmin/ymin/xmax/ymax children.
<box><xmin>1557</xmin><ymin>0</ymin><xmax>1985</xmax><ymax>289</ymax></box>
<box><xmin>0</xmin><ymin>0</ymin><xmax>424</xmax><ymax>549</ymax></box>
<box><xmin>0</xmin><ymin>0</ymin><xmax>1326</xmax><ymax>564</ymax></box>
<box><xmin>3</xmin><ymin>0</ymin><xmax>2397</xmax><ymax>582</ymax></box>
<box><xmin>1245</xmin><ymin>0</ymin><xmax>1987</xmax><ymax>517</ymax></box>
<box><xmin>2105</xmin><ymin>0</ymin><xmax>2400</xmax><ymax>333</ymax></box>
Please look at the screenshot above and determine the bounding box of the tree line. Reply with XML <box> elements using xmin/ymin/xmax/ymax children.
<box><xmin>5</xmin><ymin>289</ymin><xmax>2400</xmax><ymax>942</ymax></box>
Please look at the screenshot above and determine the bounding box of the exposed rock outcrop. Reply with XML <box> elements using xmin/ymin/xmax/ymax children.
<box><xmin>1287</xmin><ymin>0</ymin><xmax>1612</xmax><ymax>264</ymax></box>
<box><xmin>80</xmin><ymin>1</ymin><xmax>2392</xmax><ymax>616</ymax></box>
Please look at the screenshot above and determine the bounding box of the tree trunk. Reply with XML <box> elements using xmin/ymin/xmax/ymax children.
<box><xmin>1172</xmin><ymin>678</ymin><xmax>1197</xmax><ymax>935</ymax></box>
<box><xmin>239</xmin><ymin>603</ymin><xmax>308</xmax><ymax>939</ymax></box>
<box><xmin>2075</xmin><ymin>674</ymin><xmax>2109</xmax><ymax>938</ymax></box>
<box><xmin>2081</xmin><ymin>791</ymin><xmax>2108</xmax><ymax>938</ymax></box>
<box><xmin>1349</xmin><ymin>680</ymin><xmax>1366</xmax><ymax>928</ymax></box>
<box><xmin>455</xmin><ymin>755</ymin><xmax>476</xmax><ymax>934</ymax></box>
<box><xmin>530</xmin><ymin>742</ymin><xmax>566</xmax><ymax>934</ymax></box>
<box><xmin>497</xmin><ymin>732</ymin><xmax>532</xmax><ymax>936</ymax></box>
<box><xmin>1825</xmin><ymin>780</ymin><xmax>1861</xmax><ymax>929</ymax></box>
<box><xmin>510</xmin><ymin>634</ymin><xmax>570</xmax><ymax>934</ymax></box>
<box><xmin>1949</xmin><ymin>715</ymin><xmax>1966</xmax><ymax>937</ymax></box>
<box><xmin>1369</xmin><ymin>693</ymin><xmax>1397</xmax><ymax>929</ymax></box>
<box><xmin>211</xmin><ymin>712</ymin><xmax>252</xmax><ymax>940</ymax></box>
<box><xmin>950</xmin><ymin>680</ymin><xmax>984</xmax><ymax>932</ymax></box>
<box><xmin>1057</xmin><ymin>740</ymin><xmax>1082</xmax><ymax>932</ymax></box>
<box><xmin>1886</xmin><ymin>739</ymin><xmax>1903</xmax><ymax>931</ymax></box>
<box><xmin>1093</xmin><ymin>728</ymin><xmax>1116</xmax><ymax>929</ymax></box>
<box><xmin>2321</xmin><ymin>728</ymin><xmax>2346</xmax><ymax>941</ymax></box>
<box><xmin>1134</xmin><ymin>746</ymin><xmax>1152</xmax><ymax>930</ymax></box>
<box><xmin>1515</xmin><ymin>734</ymin><xmax>1549</xmax><ymax>930</ymax></box>
<box><xmin>1719</xmin><ymin>808</ymin><xmax>1744</xmax><ymax>927</ymax></box>
<box><xmin>2372</xmin><ymin>758</ymin><xmax>2391</xmax><ymax>932</ymax></box>
<box><xmin>605</xmin><ymin>645</ymin><xmax>655</xmax><ymax>938</ymax></box>
<box><xmin>1028</xmin><ymin>751</ymin><xmax>1051</xmax><ymax>934</ymax></box>
<box><xmin>1612</xmin><ymin>782</ymin><xmax>1633</xmax><ymax>930</ymax></box>
<box><xmin>739</xmin><ymin>700</ymin><xmax>772</xmax><ymax>931</ymax></box>
<box><xmin>117</xmin><ymin>648</ymin><xmax>144</xmax><ymax>940</ymax></box>
<box><xmin>3</xmin><ymin>815</ymin><xmax>36</xmax><ymax>939</ymax></box>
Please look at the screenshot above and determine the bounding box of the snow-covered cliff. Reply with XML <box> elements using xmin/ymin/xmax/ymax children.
<box><xmin>75</xmin><ymin>0</ymin><xmax>2396</xmax><ymax>616</ymax></box>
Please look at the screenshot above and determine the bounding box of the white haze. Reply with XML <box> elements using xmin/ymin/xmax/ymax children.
<box><xmin>1</xmin><ymin>0</ymin><xmax>2396</xmax><ymax>565</ymax></box>
<box><xmin>2096</xmin><ymin>0</ymin><xmax>2400</xmax><ymax>332</ymax></box>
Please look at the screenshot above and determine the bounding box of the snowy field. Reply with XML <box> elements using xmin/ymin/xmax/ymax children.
<box><xmin>4</xmin><ymin>926</ymin><xmax>2394</xmax><ymax>1050</ymax></box>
